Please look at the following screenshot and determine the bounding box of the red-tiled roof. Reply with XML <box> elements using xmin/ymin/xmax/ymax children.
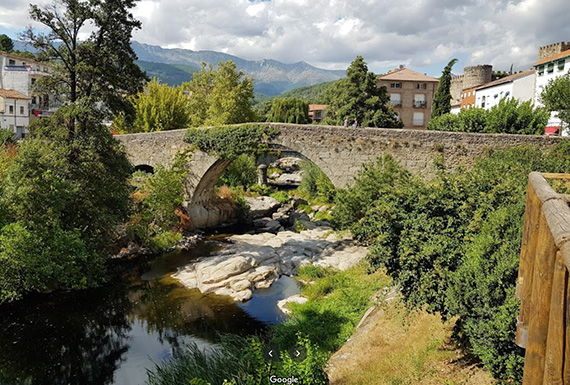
<box><xmin>534</xmin><ymin>49</ymin><xmax>570</xmax><ymax>66</ymax></box>
<box><xmin>475</xmin><ymin>69</ymin><xmax>535</xmax><ymax>91</ymax></box>
<box><xmin>0</xmin><ymin>89</ymin><xmax>30</xmax><ymax>100</ymax></box>
<box><xmin>378</xmin><ymin>68</ymin><xmax>439</xmax><ymax>82</ymax></box>
<box><xmin>309</xmin><ymin>104</ymin><xmax>327</xmax><ymax>110</ymax></box>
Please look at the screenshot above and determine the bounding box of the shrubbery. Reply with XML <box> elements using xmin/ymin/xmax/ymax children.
<box><xmin>331</xmin><ymin>143</ymin><xmax>570</xmax><ymax>381</ymax></box>
<box><xmin>0</xmin><ymin>107</ymin><xmax>133</xmax><ymax>302</ymax></box>
<box><xmin>128</xmin><ymin>153</ymin><xmax>189</xmax><ymax>252</ymax></box>
<box><xmin>218</xmin><ymin>154</ymin><xmax>258</xmax><ymax>188</ymax></box>
<box><xmin>428</xmin><ymin>98</ymin><xmax>549</xmax><ymax>135</ymax></box>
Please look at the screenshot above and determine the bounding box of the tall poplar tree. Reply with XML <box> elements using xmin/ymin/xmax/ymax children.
<box><xmin>432</xmin><ymin>58</ymin><xmax>458</xmax><ymax>119</ymax></box>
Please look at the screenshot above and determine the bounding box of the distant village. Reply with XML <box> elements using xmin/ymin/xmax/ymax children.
<box><xmin>1</xmin><ymin>41</ymin><xmax>569</xmax><ymax>138</ymax></box>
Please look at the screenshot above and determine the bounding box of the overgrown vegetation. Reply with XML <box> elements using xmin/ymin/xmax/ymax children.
<box><xmin>428</xmin><ymin>98</ymin><xmax>549</xmax><ymax>135</ymax></box>
<box><xmin>332</xmin><ymin>143</ymin><xmax>570</xmax><ymax>382</ymax></box>
<box><xmin>272</xmin><ymin>265</ymin><xmax>390</xmax><ymax>352</ymax></box>
<box><xmin>184</xmin><ymin>124</ymin><xmax>280</xmax><ymax>160</ymax></box>
<box><xmin>0</xmin><ymin>107</ymin><xmax>133</xmax><ymax>303</ymax></box>
<box><xmin>218</xmin><ymin>154</ymin><xmax>258</xmax><ymax>188</ymax></box>
<box><xmin>147</xmin><ymin>335</ymin><xmax>328</xmax><ymax>385</ymax></box>
<box><xmin>297</xmin><ymin>161</ymin><xmax>336</xmax><ymax>204</ymax></box>
<box><xmin>266</xmin><ymin>98</ymin><xmax>310</xmax><ymax>124</ymax></box>
<box><xmin>541</xmin><ymin>72</ymin><xmax>570</xmax><ymax>131</ymax></box>
<box><xmin>127</xmin><ymin>153</ymin><xmax>190</xmax><ymax>252</ymax></box>
<box><xmin>114</xmin><ymin>78</ymin><xmax>191</xmax><ymax>133</ymax></box>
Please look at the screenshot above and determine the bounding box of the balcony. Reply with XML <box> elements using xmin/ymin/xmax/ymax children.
<box><xmin>4</xmin><ymin>65</ymin><xmax>27</xmax><ymax>71</ymax></box>
<box><xmin>413</xmin><ymin>100</ymin><xmax>426</xmax><ymax>108</ymax></box>
<box><xmin>391</xmin><ymin>101</ymin><xmax>402</xmax><ymax>107</ymax></box>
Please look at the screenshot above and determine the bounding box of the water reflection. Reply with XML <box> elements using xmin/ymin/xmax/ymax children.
<box><xmin>0</xmin><ymin>238</ymin><xmax>296</xmax><ymax>385</ymax></box>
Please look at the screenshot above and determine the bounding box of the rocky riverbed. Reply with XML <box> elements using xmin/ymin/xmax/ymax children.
<box><xmin>172</xmin><ymin>195</ymin><xmax>368</xmax><ymax>302</ymax></box>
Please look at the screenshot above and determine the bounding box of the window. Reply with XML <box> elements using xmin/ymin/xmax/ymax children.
<box><xmin>558</xmin><ymin>59</ymin><xmax>566</xmax><ymax>71</ymax></box>
<box><xmin>416</xmin><ymin>83</ymin><xmax>426</xmax><ymax>89</ymax></box>
<box><xmin>31</xmin><ymin>96</ymin><xmax>36</xmax><ymax>104</ymax></box>
<box><xmin>390</xmin><ymin>83</ymin><xmax>402</xmax><ymax>89</ymax></box>
<box><xmin>412</xmin><ymin>112</ymin><xmax>424</xmax><ymax>126</ymax></box>
<box><xmin>31</xmin><ymin>78</ymin><xmax>36</xmax><ymax>85</ymax></box>
<box><xmin>468</xmin><ymin>91</ymin><xmax>471</xmax><ymax>97</ymax></box>
<box><xmin>390</xmin><ymin>93</ymin><xmax>401</xmax><ymax>107</ymax></box>
<box><xmin>8</xmin><ymin>105</ymin><xmax>13</xmax><ymax>114</ymax></box>
<box><xmin>8</xmin><ymin>59</ymin><xmax>15</xmax><ymax>65</ymax></box>
<box><xmin>482</xmin><ymin>96</ymin><xmax>486</xmax><ymax>108</ymax></box>
<box><xmin>19</xmin><ymin>106</ymin><xmax>24</xmax><ymax>115</ymax></box>
<box><xmin>538</xmin><ymin>65</ymin><xmax>545</xmax><ymax>75</ymax></box>
<box><xmin>547</xmin><ymin>63</ymin><xmax>554</xmax><ymax>73</ymax></box>
<box><xmin>413</xmin><ymin>94</ymin><xmax>426</xmax><ymax>108</ymax></box>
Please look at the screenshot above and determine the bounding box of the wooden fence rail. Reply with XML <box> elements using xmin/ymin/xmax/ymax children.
<box><xmin>516</xmin><ymin>172</ymin><xmax>570</xmax><ymax>384</ymax></box>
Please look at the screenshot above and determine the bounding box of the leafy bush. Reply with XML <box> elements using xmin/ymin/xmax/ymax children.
<box><xmin>331</xmin><ymin>143</ymin><xmax>570</xmax><ymax>381</ymax></box>
<box><xmin>128</xmin><ymin>153</ymin><xmax>189</xmax><ymax>251</ymax></box>
<box><xmin>269</xmin><ymin>191</ymin><xmax>290</xmax><ymax>204</ymax></box>
<box><xmin>428</xmin><ymin>98</ymin><xmax>549</xmax><ymax>135</ymax></box>
<box><xmin>299</xmin><ymin>161</ymin><xmax>336</xmax><ymax>203</ymax></box>
<box><xmin>0</xmin><ymin>107</ymin><xmax>131</xmax><ymax>301</ymax></box>
<box><xmin>0</xmin><ymin>129</ymin><xmax>16</xmax><ymax>145</ymax></box>
<box><xmin>218</xmin><ymin>154</ymin><xmax>258</xmax><ymax>188</ymax></box>
<box><xmin>184</xmin><ymin>124</ymin><xmax>280</xmax><ymax>160</ymax></box>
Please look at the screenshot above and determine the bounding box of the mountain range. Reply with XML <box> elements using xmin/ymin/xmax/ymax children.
<box><xmin>131</xmin><ymin>41</ymin><xmax>345</xmax><ymax>96</ymax></box>
<box><xmin>12</xmin><ymin>40</ymin><xmax>346</xmax><ymax>96</ymax></box>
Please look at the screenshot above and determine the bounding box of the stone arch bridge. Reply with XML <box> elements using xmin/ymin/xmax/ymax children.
<box><xmin>116</xmin><ymin>123</ymin><xmax>561</xmax><ymax>228</ymax></box>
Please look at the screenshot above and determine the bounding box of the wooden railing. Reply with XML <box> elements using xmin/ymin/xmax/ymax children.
<box><xmin>516</xmin><ymin>172</ymin><xmax>570</xmax><ymax>384</ymax></box>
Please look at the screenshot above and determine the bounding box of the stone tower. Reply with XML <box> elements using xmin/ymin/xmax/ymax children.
<box><xmin>450</xmin><ymin>65</ymin><xmax>493</xmax><ymax>105</ymax></box>
<box><xmin>539</xmin><ymin>42</ymin><xmax>570</xmax><ymax>60</ymax></box>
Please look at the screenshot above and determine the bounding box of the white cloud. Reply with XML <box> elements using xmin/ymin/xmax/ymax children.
<box><xmin>1</xmin><ymin>0</ymin><xmax>570</xmax><ymax>76</ymax></box>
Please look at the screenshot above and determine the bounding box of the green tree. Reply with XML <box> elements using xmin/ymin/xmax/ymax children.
<box><xmin>116</xmin><ymin>78</ymin><xmax>190</xmax><ymax>133</ymax></box>
<box><xmin>0</xmin><ymin>34</ymin><xmax>14</xmax><ymax>52</ymax></box>
<box><xmin>541</xmin><ymin>72</ymin><xmax>570</xmax><ymax>131</ymax></box>
<box><xmin>22</xmin><ymin>0</ymin><xmax>147</xmax><ymax>132</ymax></box>
<box><xmin>431</xmin><ymin>58</ymin><xmax>458</xmax><ymax>118</ymax></box>
<box><xmin>183</xmin><ymin>61</ymin><xmax>255</xmax><ymax>127</ymax></box>
<box><xmin>324</xmin><ymin>56</ymin><xmax>402</xmax><ymax>128</ymax></box>
<box><xmin>267</xmin><ymin>97</ymin><xmax>310</xmax><ymax>124</ymax></box>
<box><xmin>0</xmin><ymin>108</ymin><xmax>133</xmax><ymax>302</ymax></box>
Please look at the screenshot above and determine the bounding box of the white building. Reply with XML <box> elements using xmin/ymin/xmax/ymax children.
<box><xmin>0</xmin><ymin>89</ymin><xmax>30</xmax><ymax>138</ymax></box>
<box><xmin>474</xmin><ymin>69</ymin><xmax>535</xmax><ymax>110</ymax></box>
<box><xmin>0</xmin><ymin>52</ymin><xmax>54</xmax><ymax>125</ymax></box>
<box><xmin>533</xmin><ymin>48</ymin><xmax>570</xmax><ymax>135</ymax></box>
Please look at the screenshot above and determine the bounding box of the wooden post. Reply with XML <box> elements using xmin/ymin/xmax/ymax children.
<box><xmin>542</xmin><ymin>251</ymin><xmax>567</xmax><ymax>384</ymax></box>
<box><xmin>522</xmin><ymin>210</ymin><xmax>558</xmax><ymax>385</ymax></box>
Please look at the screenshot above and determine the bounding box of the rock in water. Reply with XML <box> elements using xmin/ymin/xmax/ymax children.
<box><xmin>245</xmin><ymin>196</ymin><xmax>281</xmax><ymax>219</ymax></box>
<box><xmin>172</xmin><ymin>226</ymin><xmax>367</xmax><ymax>302</ymax></box>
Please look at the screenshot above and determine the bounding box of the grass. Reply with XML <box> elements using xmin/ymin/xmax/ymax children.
<box><xmin>326</xmin><ymin>301</ymin><xmax>496</xmax><ymax>385</ymax></box>
<box><xmin>271</xmin><ymin>264</ymin><xmax>392</xmax><ymax>353</ymax></box>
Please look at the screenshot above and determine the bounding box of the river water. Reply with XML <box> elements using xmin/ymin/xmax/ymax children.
<box><xmin>0</xmin><ymin>237</ymin><xmax>300</xmax><ymax>385</ymax></box>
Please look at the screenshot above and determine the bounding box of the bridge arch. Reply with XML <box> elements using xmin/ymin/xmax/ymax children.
<box><xmin>117</xmin><ymin>123</ymin><xmax>562</xmax><ymax>229</ymax></box>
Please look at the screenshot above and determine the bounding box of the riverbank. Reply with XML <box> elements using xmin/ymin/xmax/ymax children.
<box><xmin>326</xmin><ymin>299</ymin><xmax>496</xmax><ymax>385</ymax></box>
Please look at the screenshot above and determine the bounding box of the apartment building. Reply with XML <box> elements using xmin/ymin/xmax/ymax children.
<box><xmin>378</xmin><ymin>67</ymin><xmax>439</xmax><ymax>129</ymax></box>
<box><xmin>0</xmin><ymin>52</ymin><xmax>54</xmax><ymax>137</ymax></box>
<box><xmin>533</xmin><ymin>42</ymin><xmax>570</xmax><ymax>135</ymax></box>
<box><xmin>475</xmin><ymin>69</ymin><xmax>535</xmax><ymax>110</ymax></box>
<box><xmin>0</xmin><ymin>89</ymin><xmax>30</xmax><ymax>138</ymax></box>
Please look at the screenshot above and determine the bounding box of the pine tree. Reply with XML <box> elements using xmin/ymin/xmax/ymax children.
<box><xmin>431</xmin><ymin>58</ymin><xmax>458</xmax><ymax>119</ymax></box>
<box><xmin>324</xmin><ymin>56</ymin><xmax>401</xmax><ymax>128</ymax></box>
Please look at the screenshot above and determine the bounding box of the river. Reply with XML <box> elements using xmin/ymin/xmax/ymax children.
<box><xmin>0</xmin><ymin>236</ymin><xmax>300</xmax><ymax>385</ymax></box>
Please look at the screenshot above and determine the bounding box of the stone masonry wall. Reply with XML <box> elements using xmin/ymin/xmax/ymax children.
<box><xmin>117</xmin><ymin>124</ymin><xmax>565</xmax><ymax>189</ymax></box>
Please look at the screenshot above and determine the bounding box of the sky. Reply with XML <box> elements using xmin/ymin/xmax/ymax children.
<box><xmin>1</xmin><ymin>0</ymin><xmax>570</xmax><ymax>77</ymax></box>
